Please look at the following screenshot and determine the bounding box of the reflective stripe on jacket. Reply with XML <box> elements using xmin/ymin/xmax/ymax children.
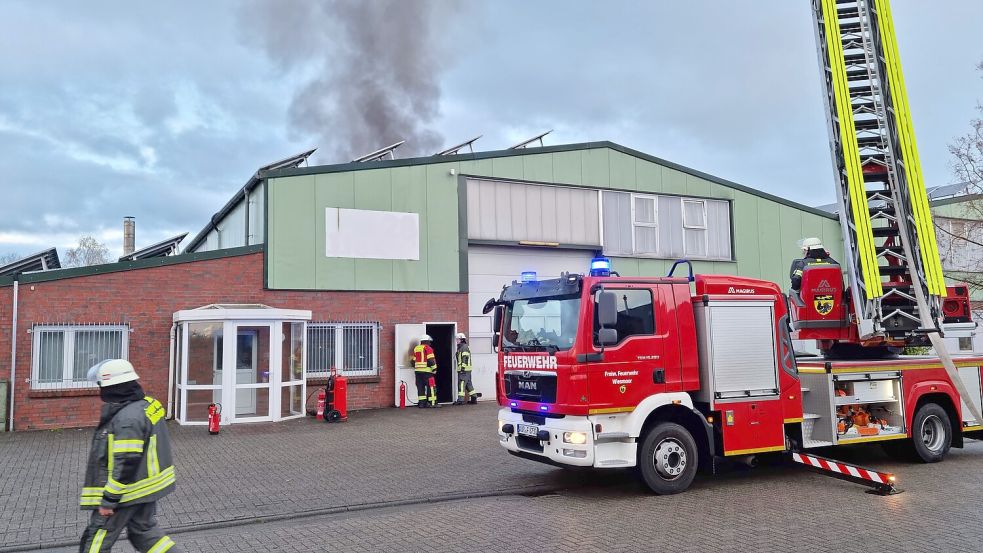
<box><xmin>413</xmin><ymin>344</ymin><xmax>436</xmax><ymax>372</ymax></box>
<box><xmin>456</xmin><ymin>345</ymin><xmax>472</xmax><ymax>372</ymax></box>
<box><xmin>80</xmin><ymin>396</ymin><xmax>176</xmax><ymax>510</ymax></box>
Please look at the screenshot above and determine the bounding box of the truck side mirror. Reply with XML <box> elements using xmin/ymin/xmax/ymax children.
<box><xmin>598</xmin><ymin>328</ymin><xmax>619</xmax><ymax>346</ymax></box>
<box><xmin>598</xmin><ymin>291</ymin><xmax>618</xmax><ymax>328</ymax></box>
<box><xmin>492</xmin><ymin>306</ymin><xmax>504</xmax><ymax>353</ymax></box>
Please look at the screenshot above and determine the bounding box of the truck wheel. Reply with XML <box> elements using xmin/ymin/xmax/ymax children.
<box><xmin>911</xmin><ymin>403</ymin><xmax>951</xmax><ymax>463</ymax></box>
<box><xmin>638</xmin><ymin>422</ymin><xmax>698</xmax><ymax>495</ymax></box>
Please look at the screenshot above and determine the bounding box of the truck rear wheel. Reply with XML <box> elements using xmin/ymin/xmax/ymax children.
<box><xmin>638</xmin><ymin>422</ymin><xmax>698</xmax><ymax>495</ymax></box>
<box><xmin>883</xmin><ymin>403</ymin><xmax>952</xmax><ymax>463</ymax></box>
<box><xmin>911</xmin><ymin>403</ymin><xmax>951</xmax><ymax>462</ymax></box>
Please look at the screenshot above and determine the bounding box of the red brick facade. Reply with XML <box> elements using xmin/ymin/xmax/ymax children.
<box><xmin>0</xmin><ymin>250</ymin><xmax>467</xmax><ymax>430</ymax></box>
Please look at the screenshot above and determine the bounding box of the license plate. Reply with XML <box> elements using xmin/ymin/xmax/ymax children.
<box><xmin>517</xmin><ymin>423</ymin><xmax>539</xmax><ymax>437</ymax></box>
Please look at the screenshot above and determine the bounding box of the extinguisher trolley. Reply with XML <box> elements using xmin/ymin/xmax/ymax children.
<box><xmin>323</xmin><ymin>368</ymin><xmax>348</xmax><ymax>423</ymax></box>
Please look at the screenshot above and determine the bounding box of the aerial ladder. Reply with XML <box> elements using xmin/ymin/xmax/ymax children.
<box><xmin>809</xmin><ymin>0</ymin><xmax>983</xmax><ymax>423</ymax></box>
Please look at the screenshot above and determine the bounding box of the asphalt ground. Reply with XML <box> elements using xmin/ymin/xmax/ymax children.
<box><xmin>2</xmin><ymin>402</ymin><xmax>982</xmax><ymax>552</ymax></box>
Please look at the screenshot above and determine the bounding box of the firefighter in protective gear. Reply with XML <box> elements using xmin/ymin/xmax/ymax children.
<box><xmin>78</xmin><ymin>359</ymin><xmax>180</xmax><ymax>553</ymax></box>
<box><xmin>453</xmin><ymin>333</ymin><xmax>476</xmax><ymax>405</ymax></box>
<box><xmin>790</xmin><ymin>237</ymin><xmax>838</xmax><ymax>291</ymax></box>
<box><xmin>412</xmin><ymin>335</ymin><xmax>437</xmax><ymax>408</ymax></box>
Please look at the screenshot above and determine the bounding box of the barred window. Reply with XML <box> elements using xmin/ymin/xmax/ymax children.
<box><xmin>307</xmin><ymin>322</ymin><xmax>380</xmax><ymax>377</ymax></box>
<box><xmin>31</xmin><ymin>325</ymin><xmax>129</xmax><ymax>389</ymax></box>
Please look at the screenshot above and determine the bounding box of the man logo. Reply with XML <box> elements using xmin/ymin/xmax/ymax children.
<box><xmin>518</xmin><ymin>380</ymin><xmax>537</xmax><ymax>391</ymax></box>
<box><xmin>814</xmin><ymin>294</ymin><xmax>835</xmax><ymax>316</ymax></box>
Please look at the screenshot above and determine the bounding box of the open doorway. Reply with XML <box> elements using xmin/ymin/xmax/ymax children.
<box><xmin>426</xmin><ymin>323</ymin><xmax>456</xmax><ymax>403</ymax></box>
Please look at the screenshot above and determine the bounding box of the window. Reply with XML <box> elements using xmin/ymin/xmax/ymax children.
<box><xmin>31</xmin><ymin>325</ymin><xmax>128</xmax><ymax>389</ymax></box>
<box><xmin>682</xmin><ymin>199</ymin><xmax>708</xmax><ymax>257</ymax></box>
<box><xmin>307</xmin><ymin>322</ymin><xmax>380</xmax><ymax>376</ymax></box>
<box><xmin>602</xmin><ymin>191</ymin><xmax>732</xmax><ymax>260</ymax></box>
<box><xmin>633</xmin><ymin>195</ymin><xmax>659</xmax><ymax>254</ymax></box>
<box><xmin>958</xmin><ymin>337</ymin><xmax>974</xmax><ymax>352</ymax></box>
<box><xmin>594</xmin><ymin>289</ymin><xmax>656</xmax><ymax>345</ymax></box>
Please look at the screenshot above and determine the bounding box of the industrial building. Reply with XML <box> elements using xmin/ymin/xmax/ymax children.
<box><xmin>12</xmin><ymin>138</ymin><xmax>974</xmax><ymax>432</ymax></box>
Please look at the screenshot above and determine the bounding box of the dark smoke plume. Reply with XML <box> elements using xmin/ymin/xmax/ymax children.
<box><xmin>243</xmin><ymin>1</ymin><xmax>456</xmax><ymax>160</ymax></box>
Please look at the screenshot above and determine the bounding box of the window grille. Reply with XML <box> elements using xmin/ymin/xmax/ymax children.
<box><xmin>31</xmin><ymin>324</ymin><xmax>129</xmax><ymax>389</ymax></box>
<box><xmin>307</xmin><ymin>322</ymin><xmax>380</xmax><ymax>377</ymax></box>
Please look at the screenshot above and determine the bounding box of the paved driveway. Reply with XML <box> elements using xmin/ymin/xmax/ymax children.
<box><xmin>2</xmin><ymin>403</ymin><xmax>982</xmax><ymax>552</ymax></box>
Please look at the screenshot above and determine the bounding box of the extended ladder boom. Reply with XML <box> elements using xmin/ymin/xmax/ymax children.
<box><xmin>812</xmin><ymin>0</ymin><xmax>983</xmax><ymax>423</ymax></box>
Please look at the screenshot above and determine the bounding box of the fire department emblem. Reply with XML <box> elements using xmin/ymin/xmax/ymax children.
<box><xmin>619</xmin><ymin>385</ymin><xmax>627</xmax><ymax>394</ymax></box>
<box><xmin>813</xmin><ymin>295</ymin><xmax>834</xmax><ymax>316</ymax></box>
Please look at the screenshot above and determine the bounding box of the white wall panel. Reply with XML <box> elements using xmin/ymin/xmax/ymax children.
<box><xmin>467</xmin><ymin>178</ymin><xmax>600</xmax><ymax>246</ymax></box>
<box><xmin>325</xmin><ymin>208</ymin><xmax>420</xmax><ymax>260</ymax></box>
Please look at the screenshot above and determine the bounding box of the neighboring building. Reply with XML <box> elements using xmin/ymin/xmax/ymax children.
<box><xmin>933</xmin><ymin>193</ymin><xmax>983</xmax><ymax>354</ymax></box>
<box><xmin>0</xmin><ymin>141</ymin><xmax>843</xmax><ymax>430</ymax></box>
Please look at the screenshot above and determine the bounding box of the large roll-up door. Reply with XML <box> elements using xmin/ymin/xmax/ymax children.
<box><xmin>467</xmin><ymin>245</ymin><xmax>593</xmax><ymax>401</ymax></box>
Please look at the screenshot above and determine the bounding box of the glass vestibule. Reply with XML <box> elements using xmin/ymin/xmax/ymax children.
<box><xmin>173</xmin><ymin>305</ymin><xmax>311</xmax><ymax>425</ymax></box>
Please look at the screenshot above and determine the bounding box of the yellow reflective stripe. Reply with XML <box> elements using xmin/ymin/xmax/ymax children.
<box><xmin>120</xmin><ymin>473</ymin><xmax>176</xmax><ymax>503</ymax></box>
<box><xmin>89</xmin><ymin>529</ymin><xmax>108</xmax><ymax>553</ymax></box>
<box><xmin>80</xmin><ymin>497</ymin><xmax>101</xmax><ymax>506</ymax></box>
<box><xmin>873</xmin><ymin>0</ymin><xmax>946</xmax><ymax>295</ymax></box>
<box><xmin>822</xmin><ymin>0</ymin><xmax>882</xmax><ymax>297</ymax></box>
<box><xmin>112</xmin><ymin>439</ymin><xmax>145</xmax><ymax>454</ymax></box>
<box><xmin>106</xmin><ymin>434</ymin><xmax>114</xmax><ymax>474</ymax></box>
<box><xmin>105</xmin><ymin>478</ymin><xmax>127</xmax><ymax>494</ymax></box>
<box><xmin>148</xmin><ymin>536</ymin><xmax>175</xmax><ymax>553</ymax></box>
<box><xmin>117</xmin><ymin>466</ymin><xmax>175</xmax><ymax>498</ymax></box>
<box><xmin>148</xmin><ymin>435</ymin><xmax>160</xmax><ymax>477</ymax></box>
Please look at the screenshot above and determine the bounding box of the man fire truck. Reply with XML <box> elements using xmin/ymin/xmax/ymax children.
<box><xmin>488</xmin><ymin>0</ymin><xmax>983</xmax><ymax>495</ymax></box>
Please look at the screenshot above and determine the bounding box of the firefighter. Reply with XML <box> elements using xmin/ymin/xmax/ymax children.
<box><xmin>453</xmin><ymin>333</ymin><xmax>476</xmax><ymax>405</ymax></box>
<box><xmin>78</xmin><ymin>359</ymin><xmax>180</xmax><ymax>553</ymax></box>
<box><xmin>790</xmin><ymin>237</ymin><xmax>838</xmax><ymax>291</ymax></box>
<box><xmin>412</xmin><ymin>335</ymin><xmax>438</xmax><ymax>408</ymax></box>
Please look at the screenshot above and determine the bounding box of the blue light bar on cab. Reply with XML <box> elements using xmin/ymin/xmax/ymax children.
<box><xmin>590</xmin><ymin>256</ymin><xmax>612</xmax><ymax>277</ymax></box>
<box><xmin>539</xmin><ymin>405</ymin><xmax>548</xmax><ymax>411</ymax></box>
<box><xmin>521</xmin><ymin>271</ymin><xmax>537</xmax><ymax>282</ymax></box>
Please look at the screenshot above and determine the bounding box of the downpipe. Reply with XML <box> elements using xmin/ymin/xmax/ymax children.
<box><xmin>7</xmin><ymin>280</ymin><xmax>17</xmax><ymax>431</ymax></box>
<box><xmin>166</xmin><ymin>322</ymin><xmax>176</xmax><ymax>419</ymax></box>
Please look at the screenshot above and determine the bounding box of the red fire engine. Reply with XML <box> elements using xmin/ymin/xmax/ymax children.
<box><xmin>489</xmin><ymin>0</ymin><xmax>982</xmax><ymax>495</ymax></box>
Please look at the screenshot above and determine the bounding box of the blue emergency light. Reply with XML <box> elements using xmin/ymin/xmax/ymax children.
<box><xmin>521</xmin><ymin>271</ymin><xmax>537</xmax><ymax>282</ymax></box>
<box><xmin>590</xmin><ymin>256</ymin><xmax>612</xmax><ymax>277</ymax></box>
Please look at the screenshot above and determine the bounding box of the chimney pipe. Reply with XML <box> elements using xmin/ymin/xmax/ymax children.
<box><xmin>123</xmin><ymin>216</ymin><xmax>135</xmax><ymax>257</ymax></box>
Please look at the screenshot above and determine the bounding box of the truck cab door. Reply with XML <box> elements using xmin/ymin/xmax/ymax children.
<box><xmin>587</xmin><ymin>286</ymin><xmax>672</xmax><ymax>413</ymax></box>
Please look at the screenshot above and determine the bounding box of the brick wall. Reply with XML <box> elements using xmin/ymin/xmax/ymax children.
<box><xmin>0</xmin><ymin>251</ymin><xmax>467</xmax><ymax>430</ymax></box>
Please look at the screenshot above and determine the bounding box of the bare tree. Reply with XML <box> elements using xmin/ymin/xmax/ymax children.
<box><xmin>0</xmin><ymin>252</ymin><xmax>21</xmax><ymax>266</ymax></box>
<box><xmin>939</xmin><ymin>59</ymin><xmax>983</xmax><ymax>317</ymax></box>
<box><xmin>64</xmin><ymin>235</ymin><xmax>110</xmax><ymax>267</ymax></box>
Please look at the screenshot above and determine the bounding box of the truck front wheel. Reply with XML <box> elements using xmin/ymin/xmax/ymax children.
<box><xmin>638</xmin><ymin>422</ymin><xmax>698</xmax><ymax>495</ymax></box>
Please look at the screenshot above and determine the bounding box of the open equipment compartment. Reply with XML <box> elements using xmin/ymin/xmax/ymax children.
<box><xmin>831</xmin><ymin>371</ymin><xmax>906</xmax><ymax>444</ymax></box>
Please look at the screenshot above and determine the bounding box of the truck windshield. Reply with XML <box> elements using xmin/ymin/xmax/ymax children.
<box><xmin>503</xmin><ymin>294</ymin><xmax>581</xmax><ymax>352</ymax></box>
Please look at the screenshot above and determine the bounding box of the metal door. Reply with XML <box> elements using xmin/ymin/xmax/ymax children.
<box><xmin>394</xmin><ymin>324</ymin><xmax>426</xmax><ymax>406</ymax></box>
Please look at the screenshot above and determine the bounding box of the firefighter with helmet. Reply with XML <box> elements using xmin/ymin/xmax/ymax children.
<box><xmin>453</xmin><ymin>333</ymin><xmax>477</xmax><ymax>405</ymax></box>
<box><xmin>78</xmin><ymin>359</ymin><xmax>180</xmax><ymax>552</ymax></box>
<box><xmin>790</xmin><ymin>237</ymin><xmax>838</xmax><ymax>291</ymax></box>
<box><xmin>413</xmin><ymin>335</ymin><xmax>438</xmax><ymax>408</ymax></box>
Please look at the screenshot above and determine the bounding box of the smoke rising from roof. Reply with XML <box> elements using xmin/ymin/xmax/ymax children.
<box><xmin>243</xmin><ymin>1</ymin><xmax>457</xmax><ymax>161</ymax></box>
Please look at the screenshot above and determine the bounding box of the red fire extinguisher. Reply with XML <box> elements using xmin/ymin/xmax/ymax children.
<box><xmin>207</xmin><ymin>403</ymin><xmax>222</xmax><ymax>435</ymax></box>
<box><xmin>399</xmin><ymin>381</ymin><xmax>406</xmax><ymax>409</ymax></box>
<box><xmin>316</xmin><ymin>389</ymin><xmax>326</xmax><ymax>420</ymax></box>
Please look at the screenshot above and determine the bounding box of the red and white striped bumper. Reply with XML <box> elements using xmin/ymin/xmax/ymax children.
<box><xmin>791</xmin><ymin>452</ymin><xmax>901</xmax><ymax>495</ymax></box>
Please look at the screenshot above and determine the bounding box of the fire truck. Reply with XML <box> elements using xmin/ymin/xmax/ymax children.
<box><xmin>488</xmin><ymin>0</ymin><xmax>983</xmax><ymax>495</ymax></box>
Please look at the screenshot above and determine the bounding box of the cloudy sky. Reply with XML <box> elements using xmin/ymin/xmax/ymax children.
<box><xmin>1</xmin><ymin>1</ymin><xmax>980</xmax><ymax>260</ymax></box>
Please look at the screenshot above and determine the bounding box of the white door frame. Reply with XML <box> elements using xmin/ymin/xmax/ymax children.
<box><xmin>223</xmin><ymin>321</ymin><xmax>280</xmax><ymax>424</ymax></box>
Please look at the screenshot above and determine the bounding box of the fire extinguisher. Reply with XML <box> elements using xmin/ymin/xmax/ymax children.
<box><xmin>316</xmin><ymin>389</ymin><xmax>327</xmax><ymax>420</ymax></box>
<box><xmin>399</xmin><ymin>381</ymin><xmax>407</xmax><ymax>409</ymax></box>
<box><xmin>207</xmin><ymin>403</ymin><xmax>222</xmax><ymax>435</ymax></box>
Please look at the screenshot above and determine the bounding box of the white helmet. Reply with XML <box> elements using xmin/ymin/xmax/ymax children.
<box><xmin>419</xmin><ymin>334</ymin><xmax>433</xmax><ymax>343</ymax></box>
<box><xmin>89</xmin><ymin>359</ymin><xmax>139</xmax><ymax>387</ymax></box>
<box><xmin>457</xmin><ymin>333</ymin><xmax>467</xmax><ymax>340</ymax></box>
<box><xmin>799</xmin><ymin>237</ymin><xmax>823</xmax><ymax>251</ymax></box>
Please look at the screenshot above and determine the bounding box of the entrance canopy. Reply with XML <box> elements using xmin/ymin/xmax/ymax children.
<box><xmin>173</xmin><ymin>304</ymin><xmax>311</xmax><ymax>425</ymax></box>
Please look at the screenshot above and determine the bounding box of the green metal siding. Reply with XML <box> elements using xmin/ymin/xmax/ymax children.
<box><xmin>266</xmin><ymin>145</ymin><xmax>844</xmax><ymax>291</ymax></box>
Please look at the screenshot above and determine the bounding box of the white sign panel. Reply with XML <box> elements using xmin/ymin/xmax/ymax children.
<box><xmin>325</xmin><ymin>208</ymin><xmax>420</xmax><ymax>260</ymax></box>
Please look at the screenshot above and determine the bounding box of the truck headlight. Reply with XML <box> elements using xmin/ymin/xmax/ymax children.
<box><xmin>563</xmin><ymin>431</ymin><xmax>587</xmax><ymax>445</ymax></box>
<box><xmin>498</xmin><ymin>420</ymin><xmax>505</xmax><ymax>433</ymax></box>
